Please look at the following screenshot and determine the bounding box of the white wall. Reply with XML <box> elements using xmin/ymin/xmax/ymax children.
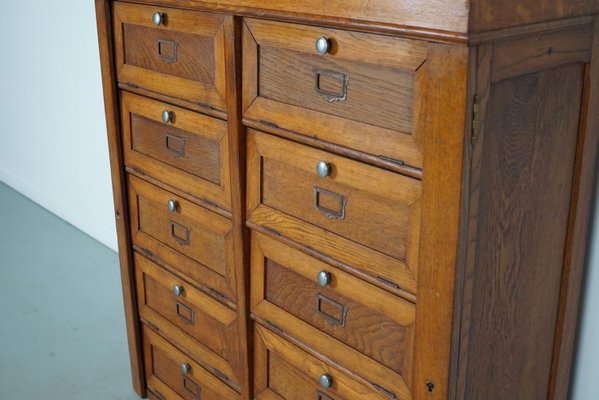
<box><xmin>0</xmin><ymin>0</ymin><xmax>116</xmax><ymax>250</ymax></box>
<box><xmin>0</xmin><ymin>0</ymin><xmax>597</xmax><ymax>397</ymax></box>
<box><xmin>571</xmin><ymin>176</ymin><xmax>599</xmax><ymax>399</ymax></box>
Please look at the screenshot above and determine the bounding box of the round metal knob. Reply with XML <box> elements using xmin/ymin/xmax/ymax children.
<box><xmin>152</xmin><ymin>12</ymin><xmax>163</xmax><ymax>26</ymax></box>
<box><xmin>162</xmin><ymin>110</ymin><xmax>173</xmax><ymax>124</ymax></box>
<box><xmin>167</xmin><ymin>199</ymin><xmax>178</xmax><ymax>213</ymax></box>
<box><xmin>319</xmin><ymin>374</ymin><xmax>333</xmax><ymax>389</ymax></box>
<box><xmin>316</xmin><ymin>161</ymin><xmax>330</xmax><ymax>178</ymax></box>
<box><xmin>315</xmin><ymin>36</ymin><xmax>330</xmax><ymax>55</ymax></box>
<box><xmin>317</xmin><ymin>271</ymin><xmax>331</xmax><ymax>288</ymax></box>
<box><xmin>180</xmin><ymin>363</ymin><xmax>191</xmax><ymax>376</ymax></box>
<box><xmin>173</xmin><ymin>284</ymin><xmax>184</xmax><ymax>297</ymax></box>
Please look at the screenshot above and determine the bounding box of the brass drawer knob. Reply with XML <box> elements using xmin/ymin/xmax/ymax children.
<box><xmin>180</xmin><ymin>363</ymin><xmax>191</xmax><ymax>376</ymax></box>
<box><xmin>317</xmin><ymin>271</ymin><xmax>331</xmax><ymax>288</ymax></box>
<box><xmin>316</xmin><ymin>161</ymin><xmax>330</xmax><ymax>178</ymax></box>
<box><xmin>167</xmin><ymin>199</ymin><xmax>178</xmax><ymax>213</ymax></box>
<box><xmin>152</xmin><ymin>12</ymin><xmax>164</xmax><ymax>27</ymax></box>
<box><xmin>315</xmin><ymin>36</ymin><xmax>330</xmax><ymax>55</ymax></box>
<box><xmin>173</xmin><ymin>284</ymin><xmax>184</xmax><ymax>297</ymax></box>
<box><xmin>319</xmin><ymin>374</ymin><xmax>332</xmax><ymax>389</ymax></box>
<box><xmin>162</xmin><ymin>110</ymin><xmax>173</xmax><ymax>124</ymax></box>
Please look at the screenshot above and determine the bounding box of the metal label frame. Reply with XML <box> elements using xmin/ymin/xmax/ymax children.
<box><xmin>164</xmin><ymin>132</ymin><xmax>186</xmax><ymax>158</ymax></box>
<box><xmin>175</xmin><ymin>301</ymin><xmax>195</xmax><ymax>325</ymax></box>
<box><xmin>314</xmin><ymin>68</ymin><xmax>349</xmax><ymax>103</ymax></box>
<box><xmin>316</xmin><ymin>293</ymin><xmax>348</xmax><ymax>326</ymax></box>
<box><xmin>156</xmin><ymin>38</ymin><xmax>178</xmax><ymax>64</ymax></box>
<box><xmin>169</xmin><ymin>220</ymin><xmax>191</xmax><ymax>246</ymax></box>
<box><xmin>313</xmin><ymin>186</ymin><xmax>347</xmax><ymax>220</ymax></box>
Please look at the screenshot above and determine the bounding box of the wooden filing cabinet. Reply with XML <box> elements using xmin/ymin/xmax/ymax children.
<box><xmin>96</xmin><ymin>1</ymin><xmax>599</xmax><ymax>399</ymax></box>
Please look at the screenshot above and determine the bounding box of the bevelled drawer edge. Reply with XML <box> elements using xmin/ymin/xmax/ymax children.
<box><xmin>112</xmin><ymin>0</ymin><xmax>469</xmax><ymax>43</ymax></box>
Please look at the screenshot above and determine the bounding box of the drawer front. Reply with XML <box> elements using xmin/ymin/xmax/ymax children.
<box><xmin>135</xmin><ymin>253</ymin><xmax>240</xmax><ymax>388</ymax></box>
<box><xmin>254</xmin><ymin>324</ymin><xmax>391</xmax><ymax>400</ymax></box>
<box><xmin>242</xmin><ymin>19</ymin><xmax>429</xmax><ymax>168</ymax></box>
<box><xmin>113</xmin><ymin>2</ymin><xmax>227</xmax><ymax>110</ymax></box>
<box><xmin>251</xmin><ymin>233</ymin><xmax>413</xmax><ymax>400</ymax></box>
<box><xmin>128</xmin><ymin>175</ymin><xmax>236</xmax><ymax>303</ymax></box>
<box><xmin>142</xmin><ymin>325</ymin><xmax>240</xmax><ymax>400</ymax></box>
<box><xmin>121</xmin><ymin>91</ymin><xmax>231</xmax><ymax>211</ymax></box>
<box><xmin>247</xmin><ymin>130</ymin><xmax>421</xmax><ymax>294</ymax></box>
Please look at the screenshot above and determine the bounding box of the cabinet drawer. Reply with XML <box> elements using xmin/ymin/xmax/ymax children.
<box><xmin>254</xmin><ymin>324</ymin><xmax>393</xmax><ymax>400</ymax></box>
<box><xmin>250</xmin><ymin>232</ymin><xmax>414</xmax><ymax>400</ymax></box>
<box><xmin>135</xmin><ymin>253</ymin><xmax>241</xmax><ymax>389</ymax></box>
<box><xmin>242</xmin><ymin>18</ymin><xmax>428</xmax><ymax>168</ymax></box>
<box><xmin>128</xmin><ymin>175</ymin><xmax>236</xmax><ymax>304</ymax></box>
<box><xmin>113</xmin><ymin>2</ymin><xmax>227</xmax><ymax>111</ymax></box>
<box><xmin>247</xmin><ymin>130</ymin><xmax>421</xmax><ymax>294</ymax></box>
<box><xmin>142</xmin><ymin>325</ymin><xmax>240</xmax><ymax>400</ymax></box>
<box><xmin>121</xmin><ymin>91</ymin><xmax>230</xmax><ymax>211</ymax></box>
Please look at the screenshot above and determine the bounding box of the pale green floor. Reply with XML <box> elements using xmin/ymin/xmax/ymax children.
<box><xmin>0</xmin><ymin>182</ymin><xmax>140</xmax><ymax>400</ymax></box>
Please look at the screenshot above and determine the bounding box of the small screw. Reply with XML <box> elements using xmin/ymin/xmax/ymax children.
<box><xmin>426</xmin><ymin>381</ymin><xmax>435</xmax><ymax>394</ymax></box>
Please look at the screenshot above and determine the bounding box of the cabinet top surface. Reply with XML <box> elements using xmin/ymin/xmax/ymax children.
<box><xmin>116</xmin><ymin>0</ymin><xmax>599</xmax><ymax>41</ymax></box>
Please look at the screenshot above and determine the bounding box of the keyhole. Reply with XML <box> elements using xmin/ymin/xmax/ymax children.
<box><xmin>426</xmin><ymin>381</ymin><xmax>435</xmax><ymax>394</ymax></box>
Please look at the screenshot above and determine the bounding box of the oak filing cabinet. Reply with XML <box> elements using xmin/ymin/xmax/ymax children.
<box><xmin>95</xmin><ymin>0</ymin><xmax>599</xmax><ymax>399</ymax></box>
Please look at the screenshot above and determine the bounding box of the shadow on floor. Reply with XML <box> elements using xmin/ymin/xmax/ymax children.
<box><xmin>0</xmin><ymin>182</ymin><xmax>140</xmax><ymax>400</ymax></box>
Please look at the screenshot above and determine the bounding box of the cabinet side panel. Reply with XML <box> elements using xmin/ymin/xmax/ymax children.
<box><xmin>463</xmin><ymin>64</ymin><xmax>585</xmax><ymax>399</ymax></box>
<box><xmin>470</xmin><ymin>0</ymin><xmax>599</xmax><ymax>33</ymax></box>
<box><xmin>551</xmin><ymin>19</ymin><xmax>599</xmax><ymax>399</ymax></box>
<box><xmin>95</xmin><ymin>0</ymin><xmax>145</xmax><ymax>395</ymax></box>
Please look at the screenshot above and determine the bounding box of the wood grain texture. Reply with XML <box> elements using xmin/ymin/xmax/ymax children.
<box><xmin>412</xmin><ymin>43</ymin><xmax>469</xmax><ymax>400</ymax></box>
<box><xmin>135</xmin><ymin>253</ymin><xmax>241</xmax><ymax>389</ymax></box>
<box><xmin>454</xmin><ymin>44</ymin><xmax>493</xmax><ymax>400</ymax></box>
<box><xmin>246</xmin><ymin>130</ymin><xmax>421</xmax><ymax>295</ymax></box>
<box><xmin>258</xmin><ymin>46</ymin><xmax>415</xmax><ymax>133</ymax></box>
<box><xmin>222</xmin><ymin>15</ymin><xmax>252</xmax><ymax>400</ymax></box>
<box><xmin>94</xmin><ymin>0</ymin><xmax>145</xmax><ymax>395</ymax></box>
<box><xmin>490</xmin><ymin>24</ymin><xmax>593</xmax><ymax>82</ymax></box>
<box><xmin>242</xmin><ymin>18</ymin><xmax>426</xmax><ymax>168</ymax></box>
<box><xmin>113</xmin><ymin>0</ymin><xmax>469</xmax><ymax>36</ymax></box>
<box><xmin>470</xmin><ymin>16</ymin><xmax>595</xmax><ymax>44</ymax></box>
<box><xmin>131</xmin><ymin>115</ymin><xmax>220</xmax><ymax>184</ymax></box>
<box><xmin>251</xmin><ymin>131</ymin><xmax>421</xmax><ymax>263</ymax></box>
<box><xmin>119</xmin><ymin>83</ymin><xmax>228</xmax><ymax>119</ymax></box>
<box><xmin>246</xmin><ymin>218</ymin><xmax>417</xmax><ymax>303</ymax></box>
<box><xmin>123</xmin><ymin>24</ymin><xmax>215</xmax><ymax>83</ymax></box>
<box><xmin>446</xmin><ymin>44</ymin><xmax>479</xmax><ymax>400</ymax></box>
<box><xmin>265</xmin><ymin>261</ymin><xmax>412</xmax><ymax>373</ymax></box>
<box><xmin>142</xmin><ymin>325</ymin><xmax>241</xmax><ymax>399</ymax></box>
<box><xmin>455</xmin><ymin>27</ymin><xmax>597</xmax><ymax>398</ymax></box>
<box><xmin>96</xmin><ymin>2</ymin><xmax>599</xmax><ymax>399</ymax></box>
<box><xmin>146</xmin><ymin>388</ymin><xmax>166</xmax><ymax>400</ymax></box>
<box><xmin>253</xmin><ymin>324</ymin><xmax>393</xmax><ymax>400</ymax></box>
<box><xmin>470</xmin><ymin>0</ymin><xmax>599</xmax><ymax>32</ymax></box>
<box><xmin>126</xmin><ymin>167</ymin><xmax>232</xmax><ymax>220</ymax></box>
<box><xmin>113</xmin><ymin>2</ymin><xmax>227</xmax><ymax>110</ymax></box>
<box><xmin>128</xmin><ymin>174</ymin><xmax>237</xmax><ymax>304</ymax></box>
<box><xmin>121</xmin><ymin>91</ymin><xmax>232</xmax><ymax>211</ymax></box>
<box><xmin>250</xmin><ymin>232</ymin><xmax>415</xmax><ymax>395</ymax></box>
<box><xmin>549</xmin><ymin>19</ymin><xmax>599</xmax><ymax>399</ymax></box>
<box><xmin>462</xmin><ymin>63</ymin><xmax>585</xmax><ymax>400</ymax></box>
<box><xmin>242</xmin><ymin>118</ymin><xmax>423</xmax><ymax>180</ymax></box>
<box><xmin>244</xmin><ymin>18</ymin><xmax>429</xmax><ymax>70</ymax></box>
<box><xmin>252</xmin><ymin>306</ymin><xmax>412</xmax><ymax>400</ymax></box>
